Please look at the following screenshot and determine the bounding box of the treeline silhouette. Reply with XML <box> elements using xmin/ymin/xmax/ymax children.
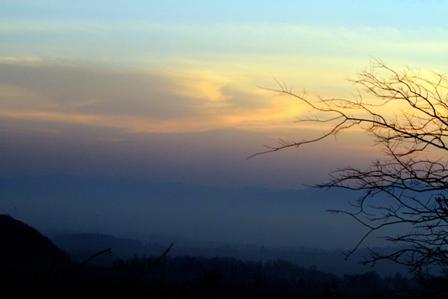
<box><xmin>12</xmin><ymin>254</ymin><xmax>447</xmax><ymax>299</ymax></box>
<box><xmin>109</xmin><ymin>256</ymin><xmax>410</xmax><ymax>298</ymax></box>
<box><xmin>4</xmin><ymin>250</ymin><xmax>447</xmax><ymax>299</ymax></box>
<box><xmin>2</xmin><ymin>214</ymin><xmax>448</xmax><ymax>298</ymax></box>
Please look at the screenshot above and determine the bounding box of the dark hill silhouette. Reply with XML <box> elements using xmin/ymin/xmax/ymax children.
<box><xmin>0</xmin><ymin>214</ymin><xmax>69</xmax><ymax>279</ymax></box>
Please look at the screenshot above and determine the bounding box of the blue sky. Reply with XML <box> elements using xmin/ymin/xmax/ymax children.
<box><xmin>1</xmin><ymin>0</ymin><xmax>446</xmax><ymax>69</ymax></box>
<box><xmin>2</xmin><ymin>0</ymin><xmax>446</xmax><ymax>27</ymax></box>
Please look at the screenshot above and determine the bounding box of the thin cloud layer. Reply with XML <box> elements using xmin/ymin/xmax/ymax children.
<box><xmin>0</xmin><ymin>62</ymin><xmax>295</xmax><ymax>133</ymax></box>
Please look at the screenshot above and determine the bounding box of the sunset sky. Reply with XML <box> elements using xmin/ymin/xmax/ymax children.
<box><xmin>1</xmin><ymin>0</ymin><xmax>447</xmax><ymax>188</ymax></box>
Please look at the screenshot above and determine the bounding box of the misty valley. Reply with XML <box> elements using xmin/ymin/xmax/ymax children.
<box><xmin>2</xmin><ymin>177</ymin><xmax>448</xmax><ymax>298</ymax></box>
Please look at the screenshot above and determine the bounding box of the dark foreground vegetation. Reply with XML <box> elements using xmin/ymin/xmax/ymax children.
<box><xmin>2</xmin><ymin>214</ymin><xmax>448</xmax><ymax>298</ymax></box>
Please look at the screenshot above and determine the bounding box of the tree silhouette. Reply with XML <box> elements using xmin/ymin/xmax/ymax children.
<box><xmin>253</xmin><ymin>60</ymin><xmax>448</xmax><ymax>273</ymax></box>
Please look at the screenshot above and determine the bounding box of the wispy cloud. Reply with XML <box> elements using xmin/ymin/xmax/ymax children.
<box><xmin>0</xmin><ymin>62</ymin><xmax>304</xmax><ymax>133</ymax></box>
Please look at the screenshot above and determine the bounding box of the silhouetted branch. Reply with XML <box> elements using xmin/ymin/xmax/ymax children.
<box><xmin>64</xmin><ymin>248</ymin><xmax>113</xmax><ymax>286</ymax></box>
<box><xmin>132</xmin><ymin>242</ymin><xmax>173</xmax><ymax>283</ymax></box>
<box><xmin>77</xmin><ymin>248</ymin><xmax>112</xmax><ymax>269</ymax></box>
<box><xmin>118</xmin><ymin>242</ymin><xmax>175</xmax><ymax>297</ymax></box>
<box><xmin>255</xmin><ymin>60</ymin><xmax>448</xmax><ymax>273</ymax></box>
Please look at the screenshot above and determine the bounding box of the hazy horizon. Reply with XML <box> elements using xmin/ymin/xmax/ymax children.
<box><xmin>1</xmin><ymin>1</ymin><xmax>447</xmax><ymax>253</ymax></box>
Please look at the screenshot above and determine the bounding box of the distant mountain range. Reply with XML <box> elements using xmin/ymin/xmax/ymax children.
<box><xmin>0</xmin><ymin>175</ymin><xmax>365</xmax><ymax>249</ymax></box>
<box><xmin>0</xmin><ymin>175</ymin><xmax>407</xmax><ymax>276</ymax></box>
<box><xmin>53</xmin><ymin>232</ymin><xmax>407</xmax><ymax>276</ymax></box>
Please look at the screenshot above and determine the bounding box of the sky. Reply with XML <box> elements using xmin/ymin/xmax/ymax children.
<box><xmin>0</xmin><ymin>1</ymin><xmax>447</xmax><ymax>246</ymax></box>
<box><xmin>1</xmin><ymin>0</ymin><xmax>447</xmax><ymax>186</ymax></box>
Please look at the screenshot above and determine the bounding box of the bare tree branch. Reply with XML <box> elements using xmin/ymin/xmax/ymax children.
<box><xmin>254</xmin><ymin>60</ymin><xmax>448</xmax><ymax>273</ymax></box>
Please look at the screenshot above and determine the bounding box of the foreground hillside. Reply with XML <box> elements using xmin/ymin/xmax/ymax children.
<box><xmin>0</xmin><ymin>214</ymin><xmax>70</xmax><ymax>278</ymax></box>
